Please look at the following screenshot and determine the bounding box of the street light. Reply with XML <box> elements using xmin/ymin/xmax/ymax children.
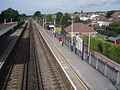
<box><xmin>68</xmin><ymin>16</ymin><xmax>74</xmax><ymax>51</ymax></box>
<box><xmin>87</xmin><ymin>33</ymin><xmax>91</xmax><ymax>60</ymax></box>
<box><xmin>54</xmin><ymin>16</ymin><xmax>56</xmax><ymax>34</ymax></box>
<box><xmin>43</xmin><ymin>17</ymin><xmax>45</xmax><ymax>28</ymax></box>
<box><xmin>4</xmin><ymin>19</ymin><xmax>7</xmax><ymax>24</ymax></box>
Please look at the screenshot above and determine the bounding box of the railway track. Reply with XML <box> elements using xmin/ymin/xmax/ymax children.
<box><xmin>31</xmin><ymin>21</ymin><xmax>68</xmax><ymax>90</ymax></box>
<box><xmin>0</xmin><ymin>20</ymin><xmax>85</xmax><ymax>90</ymax></box>
<box><xmin>0</xmin><ymin>22</ymin><xmax>29</xmax><ymax>90</ymax></box>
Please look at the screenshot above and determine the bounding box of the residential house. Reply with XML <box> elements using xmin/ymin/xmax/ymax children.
<box><xmin>109</xmin><ymin>11</ymin><xmax>120</xmax><ymax>22</ymax></box>
<box><xmin>92</xmin><ymin>16</ymin><xmax>111</xmax><ymax>26</ymax></box>
<box><xmin>79</xmin><ymin>13</ymin><xmax>91</xmax><ymax>21</ymax></box>
<box><xmin>90</xmin><ymin>14</ymin><xmax>99</xmax><ymax>19</ymax></box>
<box><xmin>107</xmin><ymin>35</ymin><xmax>120</xmax><ymax>45</ymax></box>
<box><xmin>64</xmin><ymin>23</ymin><xmax>97</xmax><ymax>38</ymax></box>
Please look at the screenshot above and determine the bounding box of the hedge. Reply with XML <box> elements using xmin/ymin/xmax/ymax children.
<box><xmin>83</xmin><ymin>35</ymin><xmax>120</xmax><ymax>64</ymax></box>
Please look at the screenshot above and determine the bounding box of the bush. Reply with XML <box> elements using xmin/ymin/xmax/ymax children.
<box><xmin>83</xmin><ymin>35</ymin><xmax>120</xmax><ymax>64</ymax></box>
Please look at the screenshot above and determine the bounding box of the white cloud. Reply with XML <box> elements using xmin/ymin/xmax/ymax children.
<box><xmin>0</xmin><ymin>0</ymin><xmax>120</xmax><ymax>14</ymax></box>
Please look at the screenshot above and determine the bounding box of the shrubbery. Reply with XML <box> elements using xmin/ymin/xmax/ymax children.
<box><xmin>83</xmin><ymin>35</ymin><xmax>120</xmax><ymax>64</ymax></box>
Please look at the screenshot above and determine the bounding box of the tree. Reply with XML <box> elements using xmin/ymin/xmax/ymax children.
<box><xmin>81</xmin><ymin>10</ymin><xmax>83</xmax><ymax>13</ymax></box>
<box><xmin>56</xmin><ymin>12</ymin><xmax>63</xmax><ymax>25</ymax></box>
<box><xmin>106</xmin><ymin>11</ymin><xmax>115</xmax><ymax>18</ymax></box>
<box><xmin>19</xmin><ymin>13</ymin><xmax>28</xmax><ymax>22</ymax></box>
<box><xmin>33</xmin><ymin>11</ymin><xmax>41</xmax><ymax>16</ymax></box>
<box><xmin>74</xmin><ymin>12</ymin><xmax>79</xmax><ymax>14</ymax></box>
<box><xmin>60</xmin><ymin>13</ymin><xmax>71</xmax><ymax>28</ymax></box>
<box><xmin>46</xmin><ymin>15</ymin><xmax>53</xmax><ymax>23</ymax></box>
<box><xmin>73</xmin><ymin>16</ymin><xmax>81</xmax><ymax>23</ymax></box>
<box><xmin>1</xmin><ymin>8</ymin><xmax>19</xmax><ymax>22</ymax></box>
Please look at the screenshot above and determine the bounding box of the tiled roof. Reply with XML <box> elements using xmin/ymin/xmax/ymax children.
<box><xmin>108</xmin><ymin>35</ymin><xmax>120</xmax><ymax>41</ymax></box>
<box><xmin>65</xmin><ymin>23</ymin><xmax>96</xmax><ymax>33</ymax></box>
<box><xmin>112</xmin><ymin>12</ymin><xmax>120</xmax><ymax>17</ymax></box>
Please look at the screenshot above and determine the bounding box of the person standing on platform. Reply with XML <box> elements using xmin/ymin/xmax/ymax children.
<box><xmin>58</xmin><ymin>37</ymin><xmax>63</xmax><ymax>45</ymax></box>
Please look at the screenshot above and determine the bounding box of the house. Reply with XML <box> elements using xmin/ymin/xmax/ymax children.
<box><xmin>92</xmin><ymin>16</ymin><xmax>111</xmax><ymax>26</ymax></box>
<box><xmin>79</xmin><ymin>14</ymin><xmax>90</xmax><ymax>21</ymax></box>
<box><xmin>107</xmin><ymin>35</ymin><xmax>120</xmax><ymax>44</ymax></box>
<box><xmin>90</xmin><ymin>14</ymin><xmax>99</xmax><ymax>20</ymax></box>
<box><xmin>110</xmin><ymin>11</ymin><xmax>120</xmax><ymax>22</ymax></box>
<box><xmin>64</xmin><ymin>23</ymin><xmax>97</xmax><ymax>38</ymax></box>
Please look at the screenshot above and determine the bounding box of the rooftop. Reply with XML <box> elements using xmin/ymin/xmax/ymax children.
<box><xmin>108</xmin><ymin>35</ymin><xmax>120</xmax><ymax>41</ymax></box>
<box><xmin>65</xmin><ymin>23</ymin><xmax>96</xmax><ymax>33</ymax></box>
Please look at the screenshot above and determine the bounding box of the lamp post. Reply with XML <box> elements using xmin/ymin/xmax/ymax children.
<box><xmin>43</xmin><ymin>17</ymin><xmax>44</xmax><ymax>28</ymax></box>
<box><xmin>87</xmin><ymin>33</ymin><xmax>91</xmax><ymax>60</ymax></box>
<box><xmin>68</xmin><ymin>16</ymin><xmax>74</xmax><ymax>51</ymax></box>
<box><xmin>71</xmin><ymin>20</ymin><xmax>74</xmax><ymax>51</ymax></box>
<box><xmin>54</xmin><ymin>16</ymin><xmax>56</xmax><ymax>34</ymax></box>
<box><xmin>4</xmin><ymin>19</ymin><xmax>7</xmax><ymax>24</ymax></box>
<box><xmin>11</xmin><ymin>19</ymin><xmax>13</xmax><ymax>23</ymax></box>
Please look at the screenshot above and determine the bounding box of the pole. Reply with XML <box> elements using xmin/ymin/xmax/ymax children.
<box><xmin>11</xmin><ymin>19</ymin><xmax>12</xmax><ymax>23</ymax></box>
<box><xmin>54</xmin><ymin>17</ymin><xmax>56</xmax><ymax>32</ymax></box>
<box><xmin>88</xmin><ymin>34</ymin><xmax>90</xmax><ymax>60</ymax></box>
<box><xmin>43</xmin><ymin>18</ymin><xmax>44</xmax><ymax>28</ymax></box>
<box><xmin>71</xmin><ymin>20</ymin><xmax>73</xmax><ymax>45</ymax></box>
<box><xmin>4</xmin><ymin>19</ymin><xmax>6</xmax><ymax>24</ymax></box>
<box><xmin>71</xmin><ymin>20</ymin><xmax>73</xmax><ymax>51</ymax></box>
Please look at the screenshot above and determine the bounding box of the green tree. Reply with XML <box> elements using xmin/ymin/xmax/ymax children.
<box><xmin>81</xmin><ymin>10</ymin><xmax>83</xmax><ymax>13</ymax></box>
<box><xmin>46</xmin><ymin>15</ymin><xmax>53</xmax><ymax>23</ymax></box>
<box><xmin>73</xmin><ymin>16</ymin><xmax>81</xmax><ymax>23</ymax></box>
<box><xmin>106</xmin><ymin>22</ymin><xmax>120</xmax><ymax>36</ymax></box>
<box><xmin>19</xmin><ymin>13</ymin><xmax>28</xmax><ymax>22</ymax></box>
<box><xmin>56</xmin><ymin>12</ymin><xmax>63</xmax><ymax>25</ymax></box>
<box><xmin>60</xmin><ymin>13</ymin><xmax>71</xmax><ymax>28</ymax></box>
<box><xmin>1</xmin><ymin>8</ymin><xmax>19</xmax><ymax>22</ymax></box>
<box><xmin>33</xmin><ymin>11</ymin><xmax>41</xmax><ymax>16</ymax></box>
<box><xmin>74</xmin><ymin>12</ymin><xmax>79</xmax><ymax>14</ymax></box>
<box><xmin>106</xmin><ymin>11</ymin><xmax>115</xmax><ymax>18</ymax></box>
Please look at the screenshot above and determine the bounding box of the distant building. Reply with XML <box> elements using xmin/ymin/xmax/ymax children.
<box><xmin>90</xmin><ymin>14</ymin><xmax>99</xmax><ymax>19</ymax></box>
<box><xmin>110</xmin><ymin>11</ymin><xmax>120</xmax><ymax>22</ymax></box>
<box><xmin>64</xmin><ymin>23</ymin><xmax>97</xmax><ymax>38</ymax></box>
<box><xmin>92</xmin><ymin>16</ymin><xmax>111</xmax><ymax>26</ymax></box>
<box><xmin>79</xmin><ymin>14</ymin><xmax>90</xmax><ymax>21</ymax></box>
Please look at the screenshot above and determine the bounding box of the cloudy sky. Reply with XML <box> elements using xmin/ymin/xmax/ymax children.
<box><xmin>0</xmin><ymin>0</ymin><xmax>120</xmax><ymax>15</ymax></box>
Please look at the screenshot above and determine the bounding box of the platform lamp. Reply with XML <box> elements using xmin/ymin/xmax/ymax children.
<box><xmin>87</xmin><ymin>33</ymin><xmax>91</xmax><ymax>60</ymax></box>
<box><xmin>53</xmin><ymin>16</ymin><xmax>56</xmax><ymax>35</ymax></box>
<box><xmin>68</xmin><ymin>16</ymin><xmax>74</xmax><ymax>51</ymax></box>
<box><xmin>4</xmin><ymin>19</ymin><xmax>7</xmax><ymax>24</ymax></box>
<box><xmin>43</xmin><ymin>17</ymin><xmax>45</xmax><ymax>28</ymax></box>
<box><xmin>11</xmin><ymin>19</ymin><xmax>13</xmax><ymax>23</ymax></box>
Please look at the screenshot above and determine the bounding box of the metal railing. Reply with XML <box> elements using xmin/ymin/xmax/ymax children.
<box><xmin>55</xmin><ymin>33</ymin><xmax>120</xmax><ymax>87</ymax></box>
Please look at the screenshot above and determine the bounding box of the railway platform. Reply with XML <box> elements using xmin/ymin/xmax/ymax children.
<box><xmin>34</xmin><ymin>21</ymin><xmax>117</xmax><ymax>90</ymax></box>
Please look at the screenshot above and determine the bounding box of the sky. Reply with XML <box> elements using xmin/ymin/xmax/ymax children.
<box><xmin>0</xmin><ymin>0</ymin><xmax>120</xmax><ymax>15</ymax></box>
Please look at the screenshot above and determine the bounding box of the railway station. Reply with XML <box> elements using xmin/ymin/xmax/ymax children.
<box><xmin>0</xmin><ymin>7</ymin><xmax>120</xmax><ymax>90</ymax></box>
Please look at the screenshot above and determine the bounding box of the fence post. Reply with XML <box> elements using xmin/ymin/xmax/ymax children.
<box><xmin>89</xmin><ymin>53</ymin><xmax>92</xmax><ymax>64</ymax></box>
<box><xmin>117</xmin><ymin>69</ymin><xmax>120</xmax><ymax>84</ymax></box>
<box><xmin>104</xmin><ymin>62</ymin><xmax>108</xmax><ymax>76</ymax></box>
<box><xmin>84</xmin><ymin>51</ymin><xmax>86</xmax><ymax>60</ymax></box>
<box><xmin>96</xmin><ymin>57</ymin><xmax>99</xmax><ymax>70</ymax></box>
